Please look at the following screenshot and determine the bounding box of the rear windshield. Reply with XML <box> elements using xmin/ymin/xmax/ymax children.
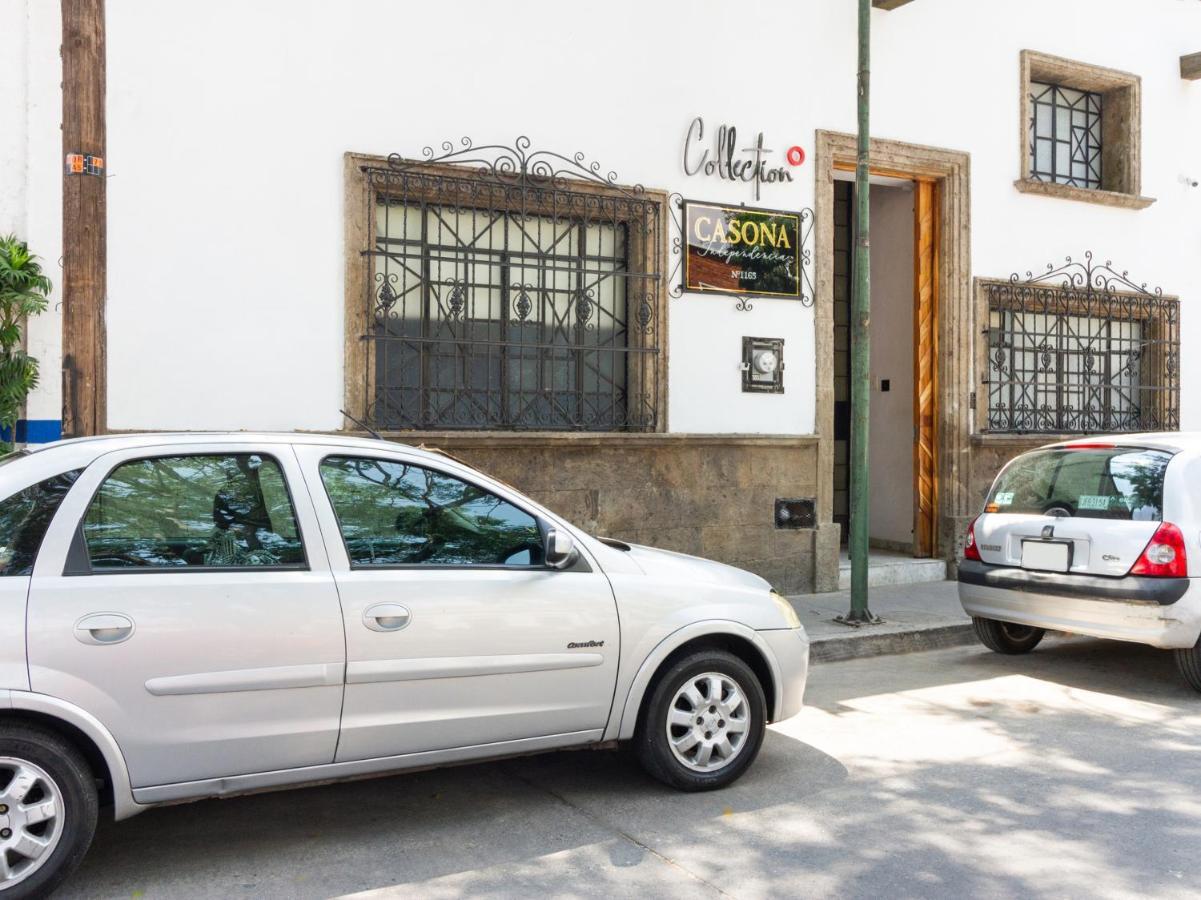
<box><xmin>986</xmin><ymin>447</ymin><xmax>1172</xmax><ymax>521</ymax></box>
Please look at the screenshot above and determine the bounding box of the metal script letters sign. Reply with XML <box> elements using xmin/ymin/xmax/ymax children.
<box><xmin>683</xmin><ymin>200</ymin><xmax>801</xmax><ymax>298</ymax></box>
<box><xmin>682</xmin><ymin>117</ymin><xmax>797</xmax><ymax>201</ymax></box>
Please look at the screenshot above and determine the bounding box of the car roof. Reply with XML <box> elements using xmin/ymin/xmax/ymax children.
<box><xmin>1040</xmin><ymin>432</ymin><xmax>1201</xmax><ymax>454</ymax></box>
<box><xmin>16</xmin><ymin>432</ymin><xmax>450</xmax><ymax>465</ymax></box>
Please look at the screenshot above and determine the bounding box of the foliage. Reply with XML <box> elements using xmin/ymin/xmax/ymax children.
<box><xmin>0</xmin><ymin>235</ymin><xmax>52</xmax><ymax>448</ymax></box>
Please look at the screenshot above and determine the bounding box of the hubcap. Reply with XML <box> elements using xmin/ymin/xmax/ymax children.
<box><xmin>666</xmin><ymin>672</ymin><xmax>751</xmax><ymax>773</ymax></box>
<box><xmin>0</xmin><ymin>758</ymin><xmax>65</xmax><ymax>889</ymax></box>
<box><xmin>1000</xmin><ymin>623</ymin><xmax>1035</xmax><ymax>641</ymax></box>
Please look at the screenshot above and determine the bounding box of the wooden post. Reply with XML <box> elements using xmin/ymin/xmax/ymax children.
<box><xmin>61</xmin><ymin>0</ymin><xmax>106</xmax><ymax>437</ymax></box>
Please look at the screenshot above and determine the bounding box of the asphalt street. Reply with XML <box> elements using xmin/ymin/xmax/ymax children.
<box><xmin>60</xmin><ymin>637</ymin><xmax>1201</xmax><ymax>899</ymax></box>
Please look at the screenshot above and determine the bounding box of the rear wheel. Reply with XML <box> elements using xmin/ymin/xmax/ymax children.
<box><xmin>0</xmin><ymin>724</ymin><xmax>98</xmax><ymax>898</ymax></box>
<box><xmin>1173</xmin><ymin>640</ymin><xmax>1201</xmax><ymax>692</ymax></box>
<box><xmin>972</xmin><ymin>617</ymin><xmax>1046</xmax><ymax>655</ymax></box>
<box><xmin>634</xmin><ymin>649</ymin><xmax>767</xmax><ymax>791</ymax></box>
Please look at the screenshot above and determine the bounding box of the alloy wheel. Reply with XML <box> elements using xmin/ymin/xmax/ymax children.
<box><xmin>666</xmin><ymin>672</ymin><xmax>751</xmax><ymax>772</ymax></box>
<box><xmin>0</xmin><ymin>757</ymin><xmax>65</xmax><ymax>890</ymax></box>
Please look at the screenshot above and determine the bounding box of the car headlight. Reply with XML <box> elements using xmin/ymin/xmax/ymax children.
<box><xmin>771</xmin><ymin>590</ymin><xmax>802</xmax><ymax>629</ymax></box>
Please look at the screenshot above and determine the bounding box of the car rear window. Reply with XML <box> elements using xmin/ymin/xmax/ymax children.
<box><xmin>986</xmin><ymin>447</ymin><xmax>1172</xmax><ymax>521</ymax></box>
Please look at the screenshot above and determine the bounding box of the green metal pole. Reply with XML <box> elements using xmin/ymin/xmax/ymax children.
<box><xmin>848</xmin><ymin>0</ymin><xmax>876</xmax><ymax>623</ymax></box>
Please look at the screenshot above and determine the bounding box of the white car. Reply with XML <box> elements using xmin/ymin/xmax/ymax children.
<box><xmin>959</xmin><ymin>433</ymin><xmax>1201</xmax><ymax>688</ymax></box>
<box><xmin>0</xmin><ymin>432</ymin><xmax>808</xmax><ymax>896</ymax></box>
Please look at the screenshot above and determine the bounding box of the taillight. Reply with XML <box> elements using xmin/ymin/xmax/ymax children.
<box><xmin>964</xmin><ymin>516</ymin><xmax>982</xmax><ymax>561</ymax></box>
<box><xmin>1130</xmin><ymin>522</ymin><xmax>1187</xmax><ymax>578</ymax></box>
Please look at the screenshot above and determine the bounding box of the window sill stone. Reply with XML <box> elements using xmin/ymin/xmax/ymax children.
<box><xmin>326</xmin><ymin>429</ymin><xmax>821</xmax><ymax>450</ymax></box>
<box><xmin>971</xmin><ymin>433</ymin><xmax>1078</xmax><ymax>446</ymax></box>
<box><xmin>1013</xmin><ymin>178</ymin><xmax>1155</xmax><ymax>209</ymax></box>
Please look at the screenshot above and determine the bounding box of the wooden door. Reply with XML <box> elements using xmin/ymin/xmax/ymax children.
<box><xmin>913</xmin><ymin>180</ymin><xmax>938</xmax><ymax>557</ymax></box>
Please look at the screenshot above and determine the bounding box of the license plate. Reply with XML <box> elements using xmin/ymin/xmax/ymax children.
<box><xmin>1021</xmin><ymin>540</ymin><xmax>1070</xmax><ymax>572</ymax></box>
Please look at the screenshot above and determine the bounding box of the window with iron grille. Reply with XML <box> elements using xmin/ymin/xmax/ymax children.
<box><xmin>359</xmin><ymin>161</ymin><xmax>663</xmax><ymax>432</ymax></box>
<box><xmin>982</xmin><ymin>260</ymin><xmax>1179</xmax><ymax>435</ymax></box>
<box><xmin>1029</xmin><ymin>82</ymin><xmax>1103</xmax><ymax>190</ymax></box>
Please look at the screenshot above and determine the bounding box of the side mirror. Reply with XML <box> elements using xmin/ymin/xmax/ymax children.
<box><xmin>544</xmin><ymin>527</ymin><xmax>578</xmax><ymax>570</ymax></box>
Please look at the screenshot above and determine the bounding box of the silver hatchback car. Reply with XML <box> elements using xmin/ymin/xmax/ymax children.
<box><xmin>0</xmin><ymin>433</ymin><xmax>808</xmax><ymax>896</ymax></box>
<box><xmin>959</xmin><ymin>433</ymin><xmax>1201</xmax><ymax>689</ymax></box>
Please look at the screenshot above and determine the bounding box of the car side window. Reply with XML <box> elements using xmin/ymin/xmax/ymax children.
<box><xmin>0</xmin><ymin>470</ymin><xmax>82</xmax><ymax>576</ymax></box>
<box><xmin>82</xmin><ymin>454</ymin><xmax>306</xmax><ymax>570</ymax></box>
<box><xmin>319</xmin><ymin>455</ymin><xmax>544</xmax><ymax>567</ymax></box>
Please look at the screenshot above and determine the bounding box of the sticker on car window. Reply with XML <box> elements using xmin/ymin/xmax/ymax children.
<box><xmin>993</xmin><ymin>491</ymin><xmax>1015</xmax><ymax>506</ymax></box>
<box><xmin>1078</xmin><ymin>495</ymin><xmax>1112</xmax><ymax>510</ymax></box>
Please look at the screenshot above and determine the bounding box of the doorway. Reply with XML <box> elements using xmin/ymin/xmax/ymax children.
<box><xmin>814</xmin><ymin>132</ymin><xmax>972</xmax><ymax>591</ymax></box>
<box><xmin>830</xmin><ymin>173</ymin><xmax>938</xmax><ymax>559</ymax></box>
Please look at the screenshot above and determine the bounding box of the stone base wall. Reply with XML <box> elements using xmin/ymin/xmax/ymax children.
<box><xmin>353</xmin><ymin>431</ymin><xmax>1060</xmax><ymax>592</ymax></box>
<box><xmin>388</xmin><ymin>432</ymin><xmax>822</xmax><ymax>594</ymax></box>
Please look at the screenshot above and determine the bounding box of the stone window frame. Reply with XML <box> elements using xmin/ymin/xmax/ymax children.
<box><xmin>975</xmin><ymin>276</ymin><xmax>1181</xmax><ymax>436</ymax></box>
<box><xmin>341</xmin><ymin>152</ymin><xmax>671</xmax><ymax>436</ymax></box>
<box><xmin>1015</xmin><ymin>50</ymin><xmax>1155</xmax><ymax>210</ymax></box>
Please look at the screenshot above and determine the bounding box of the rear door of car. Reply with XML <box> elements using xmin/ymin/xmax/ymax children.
<box><xmin>294</xmin><ymin>445</ymin><xmax>620</xmax><ymax>763</ymax></box>
<box><xmin>975</xmin><ymin>444</ymin><xmax>1172</xmax><ymax>577</ymax></box>
<box><xmin>26</xmin><ymin>442</ymin><xmax>347</xmax><ymax>789</ymax></box>
<box><xmin>0</xmin><ymin>460</ymin><xmax>84</xmax><ymax>690</ymax></box>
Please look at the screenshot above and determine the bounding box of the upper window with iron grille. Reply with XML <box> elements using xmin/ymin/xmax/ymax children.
<box><xmin>1028</xmin><ymin>82</ymin><xmax>1103</xmax><ymax>190</ymax></box>
<box><xmin>362</xmin><ymin>166</ymin><xmax>663</xmax><ymax>432</ymax></box>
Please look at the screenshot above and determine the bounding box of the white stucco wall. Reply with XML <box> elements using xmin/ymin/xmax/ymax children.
<box><xmin>867</xmin><ymin>184</ymin><xmax>915</xmax><ymax>546</ymax></box>
<box><xmin>0</xmin><ymin>0</ymin><xmax>62</xmax><ymax>429</ymax></box>
<box><xmin>6</xmin><ymin>0</ymin><xmax>1201</xmax><ymax>436</ymax></box>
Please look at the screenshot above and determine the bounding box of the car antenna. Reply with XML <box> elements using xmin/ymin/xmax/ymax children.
<box><xmin>339</xmin><ymin>409</ymin><xmax>386</xmax><ymax>441</ymax></box>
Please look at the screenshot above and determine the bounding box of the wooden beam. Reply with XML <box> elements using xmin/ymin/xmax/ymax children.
<box><xmin>872</xmin><ymin>0</ymin><xmax>917</xmax><ymax>9</ymax></box>
<box><xmin>61</xmin><ymin>0</ymin><xmax>107</xmax><ymax>437</ymax></box>
<box><xmin>1182</xmin><ymin>52</ymin><xmax>1201</xmax><ymax>81</ymax></box>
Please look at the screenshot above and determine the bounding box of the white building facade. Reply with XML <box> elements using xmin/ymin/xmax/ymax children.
<box><xmin>3</xmin><ymin>0</ymin><xmax>1200</xmax><ymax>591</ymax></box>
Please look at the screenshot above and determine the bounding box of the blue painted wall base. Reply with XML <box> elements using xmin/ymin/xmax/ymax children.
<box><xmin>1</xmin><ymin>419</ymin><xmax>63</xmax><ymax>444</ymax></box>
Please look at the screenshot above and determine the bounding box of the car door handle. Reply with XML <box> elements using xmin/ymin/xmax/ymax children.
<box><xmin>363</xmin><ymin>603</ymin><xmax>411</xmax><ymax>633</ymax></box>
<box><xmin>74</xmin><ymin>613</ymin><xmax>136</xmax><ymax>645</ymax></box>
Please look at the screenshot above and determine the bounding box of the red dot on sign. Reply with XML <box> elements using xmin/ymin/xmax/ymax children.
<box><xmin>786</xmin><ymin>146</ymin><xmax>806</xmax><ymax>166</ymax></box>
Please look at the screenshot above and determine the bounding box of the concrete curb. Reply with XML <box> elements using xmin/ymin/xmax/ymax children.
<box><xmin>809</xmin><ymin>622</ymin><xmax>976</xmax><ymax>664</ymax></box>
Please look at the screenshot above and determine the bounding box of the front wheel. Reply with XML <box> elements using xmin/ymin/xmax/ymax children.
<box><xmin>0</xmin><ymin>724</ymin><xmax>98</xmax><ymax>898</ymax></box>
<box><xmin>972</xmin><ymin>617</ymin><xmax>1046</xmax><ymax>655</ymax></box>
<box><xmin>634</xmin><ymin>649</ymin><xmax>767</xmax><ymax>791</ymax></box>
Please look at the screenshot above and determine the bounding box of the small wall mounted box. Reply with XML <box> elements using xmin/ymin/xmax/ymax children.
<box><xmin>775</xmin><ymin>498</ymin><xmax>816</xmax><ymax>529</ymax></box>
<box><xmin>741</xmin><ymin>337</ymin><xmax>785</xmax><ymax>393</ymax></box>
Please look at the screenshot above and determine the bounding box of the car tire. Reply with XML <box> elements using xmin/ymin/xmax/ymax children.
<box><xmin>972</xmin><ymin>617</ymin><xmax>1046</xmax><ymax>655</ymax></box>
<box><xmin>634</xmin><ymin>649</ymin><xmax>767</xmax><ymax>792</ymax></box>
<box><xmin>1173</xmin><ymin>640</ymin><xmax>1201</xmax><ymax>692</ymax></box>
<box><xmin>0</xmin><ymin>723</ymin><xmax>98</xmax><ymax>898</ymax></box>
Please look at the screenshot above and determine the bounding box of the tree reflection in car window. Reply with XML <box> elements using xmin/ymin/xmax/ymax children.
<box><xmin>0</xmin><ymin>470</ymin><xmax>81</xmax><ymax>575</ymax></box>
<box><xmin>83</xmin><ymin>454</ymin><xmax>306</xmax><ymax>569</ymax></box>
<box><xmin>319</xmin><ymin>456</ymin><xmax>544</xmax><ymax>567</ymax></box>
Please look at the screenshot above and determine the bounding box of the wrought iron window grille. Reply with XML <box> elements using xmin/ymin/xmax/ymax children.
<box><xmin>983</xmin><ymin>253</ymin><xmax>1179</xmax><ymax>435</ymax></box>
<box><xmin>359</xmin><ymin>137</ymin><xmax>663</xmax><ymax>432</ymax></box>
<box><xmin>1029</xmin><ymin>82</ymin><xmax>1103</xmax><ymax>190</ymax></box>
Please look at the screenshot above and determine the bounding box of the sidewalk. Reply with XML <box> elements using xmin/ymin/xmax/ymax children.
<box><xmin>785</xmin><ymin>580</ymin><xmax>973</xmax><ymax>663</ymax></box>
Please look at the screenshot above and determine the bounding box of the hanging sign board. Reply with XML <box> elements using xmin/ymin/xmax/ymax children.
<box><xmin>682</xmin><ymin>200</ymin><xmax>801</xmax><ymax>298</ymax></box>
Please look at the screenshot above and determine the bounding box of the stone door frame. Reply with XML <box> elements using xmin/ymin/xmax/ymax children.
<box><xmin>811</xmin><ymin>131</ymin><xmax>973</xmax><ymax>588</ymax></box>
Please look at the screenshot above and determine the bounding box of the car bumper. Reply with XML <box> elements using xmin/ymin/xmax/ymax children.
<box><xmin>759</xmin><ymin>626</ymin><xmax>810</xmax><ymax>722</ymax></box>
<box><xmin>958</xmin><ymin>560</ymin><xmax>1201</xmax><ymax>650</ymax></box>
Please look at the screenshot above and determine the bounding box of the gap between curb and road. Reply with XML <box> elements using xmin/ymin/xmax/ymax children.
<box><xmin>784</xmin><ymin>579</ymin><xmax>974</xmax><ymax>664</ymax></box>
